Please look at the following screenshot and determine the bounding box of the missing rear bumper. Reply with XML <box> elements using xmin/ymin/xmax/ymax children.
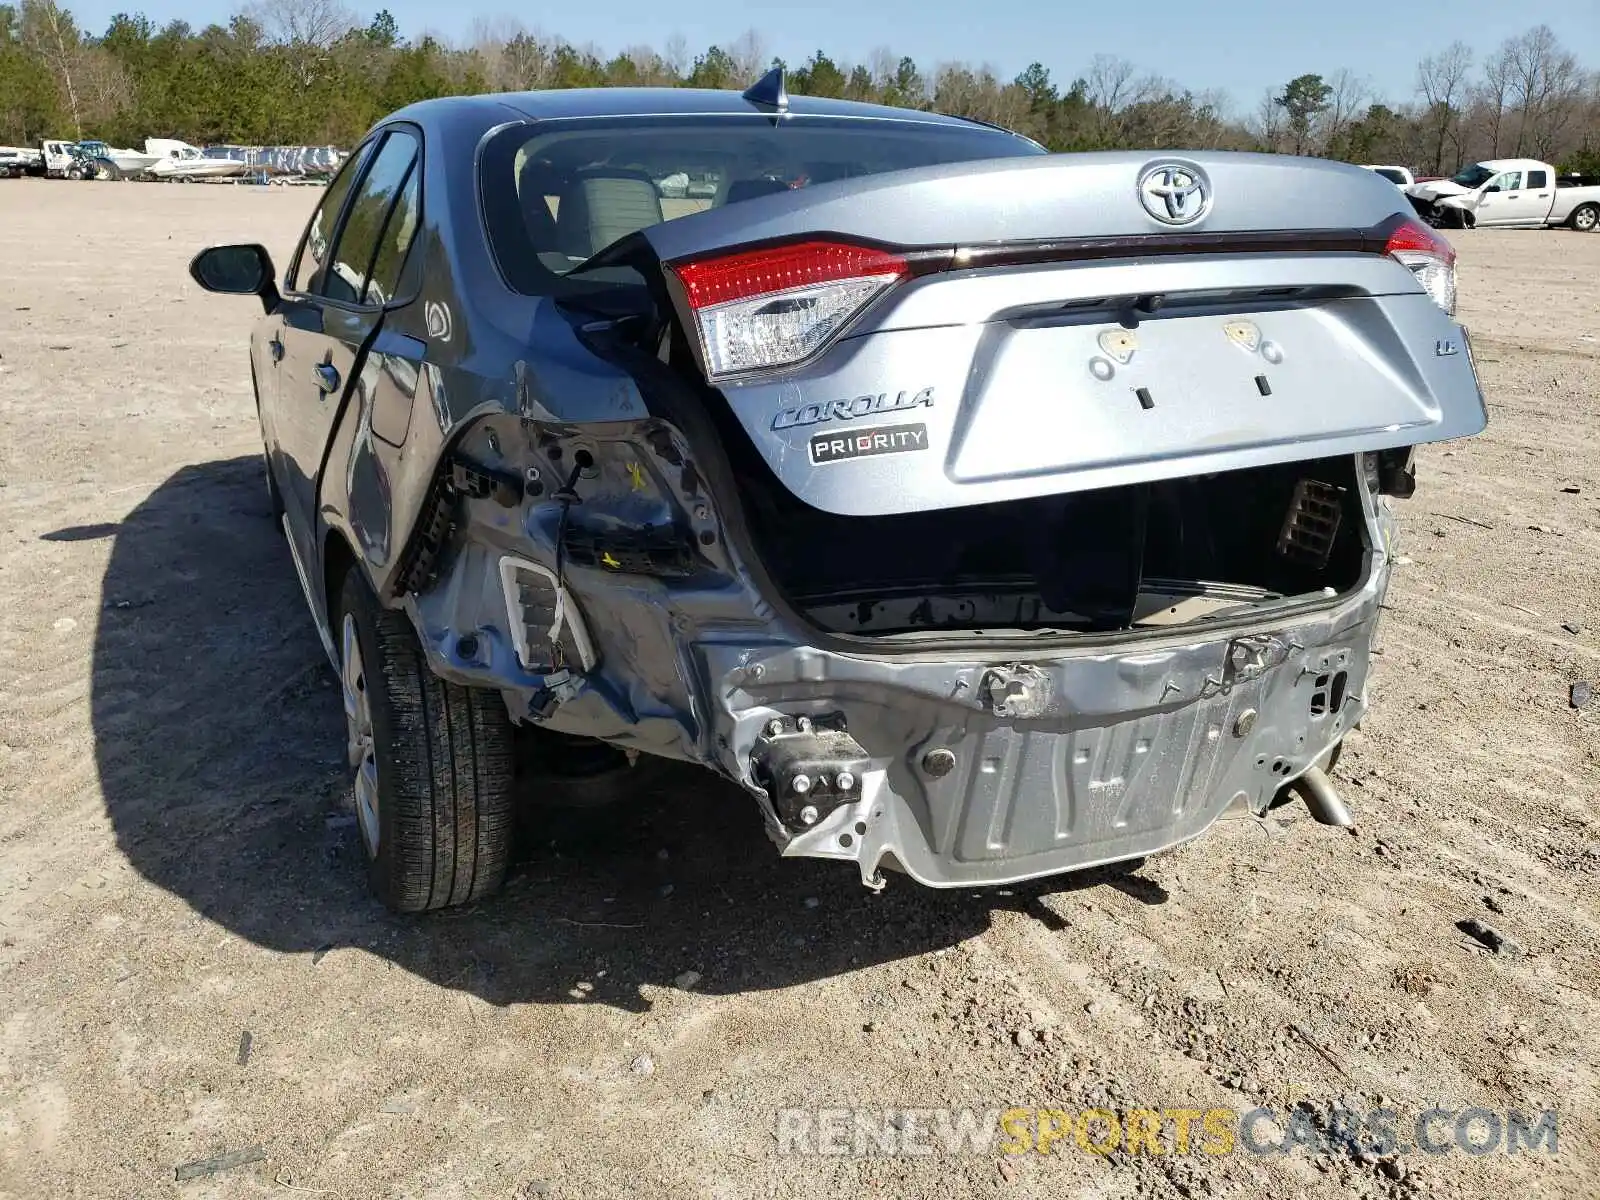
<box><xmin>717</xmin><ymin>584</ymin><xmax>1378</xmax><ymax>889</ymax></box>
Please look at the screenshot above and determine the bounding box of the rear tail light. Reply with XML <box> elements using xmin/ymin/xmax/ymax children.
<box><xmin>1384</xmin><ymin>217</ymin><xmax>1457</xmax><ymax>315</ymax></box>
<box><xmin>668</xmin><ymin>240</ymin><xmax>910</xmax><ymax>381</ymax></box>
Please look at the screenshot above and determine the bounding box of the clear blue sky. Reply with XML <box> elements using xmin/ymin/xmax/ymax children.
<box><xmin>71</xmin><ymin>0</ymin><xmax>1600</xmax><ymax>114</ymax></box>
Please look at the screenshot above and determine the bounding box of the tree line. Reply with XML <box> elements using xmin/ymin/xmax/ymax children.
<box><xmin>2</xmin><ymin>0</ymin><xmax>1596</xmax><ymax>176</ymax></box>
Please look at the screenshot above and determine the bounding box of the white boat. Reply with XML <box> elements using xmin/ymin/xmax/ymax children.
<box><xmin>105</xmin><ymin>146</ymin><xmax>161</xmax><ymax>174</ymax></box>
<box><xmin>144</xmin><ymin>139</ymin><xmax>247</xmax><ymax>181</ymax></box>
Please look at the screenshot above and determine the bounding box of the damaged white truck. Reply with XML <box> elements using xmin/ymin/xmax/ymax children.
<box><xmin>1407</xmin><ymin>158</ymin><xmax>1600</xmax><ymax>231</ymax></box>
<box><xmin>189</xmin><ymin>77</ymin><xmax>1489</xmax><ymax>911</ymax></box>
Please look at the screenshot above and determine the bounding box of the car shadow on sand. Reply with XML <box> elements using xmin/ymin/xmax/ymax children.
<box><xmin>83</xmin><ymin>457</ymin><xmax>1166</xmax><ymax>1013</ymax></box>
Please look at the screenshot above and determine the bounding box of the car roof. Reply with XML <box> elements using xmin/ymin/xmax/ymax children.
<box><xmin>385</xmin><ymin>87</ymin><xmax>1008</xmax><ymax>135</ymax></box>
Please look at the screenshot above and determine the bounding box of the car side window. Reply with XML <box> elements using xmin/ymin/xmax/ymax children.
<box><xmin>1489</xmin><ymin>171</ymin><xmax>1521</xmax><ymax>192</ymax></box>
<box><xmin>318</xmin><ymin>130</ymin><xmax>420</xmax><ymax>306</ymax></box>
<box><xmin>1527</xmin><ymin>170</ymin><xmax>1548</xmax><ymax>189</ymax></box>
<box><xmin>289</xmin><ymin>139</ymin><xmax>375</xmax><ymax>295</ymax></box>
<box><xmin>362</xmin><ymin>155</ymin><xmax>422</xmax><ymax>306</ymax></box>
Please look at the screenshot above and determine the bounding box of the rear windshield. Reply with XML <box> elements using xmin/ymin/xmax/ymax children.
<box><xmin>480</xmin><ymin>115</ymin><xmax>1044</xmax><ymax>296</ymax></box>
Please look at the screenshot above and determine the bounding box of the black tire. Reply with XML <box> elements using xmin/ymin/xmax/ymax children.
<box><xmin>1570</xmin><ymin>203</ymin><xmax>1599</xmax><ymax>233</ymax></box>
<box><xmin>514</xmin><ymin>724</ymin><xmax>652</xmax><ymax>808</ymax></box>
<box><xmin>336</xmin><ymin>568</ymin><xmax>517</xmax><ymax>912</ymax></box>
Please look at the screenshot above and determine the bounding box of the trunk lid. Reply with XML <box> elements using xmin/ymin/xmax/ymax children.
<box><xmin>641</xmin><ymin>151</ymin><xmax>1487</xmax><ymax>518</ymax></box>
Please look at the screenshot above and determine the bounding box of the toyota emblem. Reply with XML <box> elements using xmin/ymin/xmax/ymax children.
<box><xmin>1138</xmin><ymin>162</ymin><xmax>1210</xmax><ymax>225</ymax></box>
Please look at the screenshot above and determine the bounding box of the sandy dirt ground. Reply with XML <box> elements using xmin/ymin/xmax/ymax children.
<box><xmin>0</xmin><ymin>179</ymin><xmax>1596</xmax><ymax>1200</ymax></box>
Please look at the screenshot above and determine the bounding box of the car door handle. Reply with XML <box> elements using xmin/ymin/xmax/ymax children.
<box><xmin>1537</xmin><ymin>193</ymin><xmax>1549</xmax><ymax>198</ymax></box>
<box><xmin>268</xmin><ymin>335</ymin><xmax>284</xmax><ymax>362</ymax></box>
<box><xmin>314</xmin><ymin>363</ymin><xmax>340</xmax><ymax>393</ymax></box>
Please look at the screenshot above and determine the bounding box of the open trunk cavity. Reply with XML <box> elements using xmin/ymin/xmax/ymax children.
<box><xmin>723</xmin><ymin>427</ymin><xmax>1370</xmax><ymax>638</ymax></box>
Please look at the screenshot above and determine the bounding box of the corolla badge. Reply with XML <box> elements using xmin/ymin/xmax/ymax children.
<box><xmin>1138</xmin><ymin>162</ymin><xmax>1210</xmax><ymax>225</ymax></box>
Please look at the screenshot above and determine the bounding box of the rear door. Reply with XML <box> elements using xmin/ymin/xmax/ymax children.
<box><xmin>1520</xmin><ymin>167</ymin><xmax>1555</xmax><ymax>223</ymax></box>
<box><xmin>272</xmin><ymin>126</ymin><xmax>422</xmax><ymax>569</ymax></box>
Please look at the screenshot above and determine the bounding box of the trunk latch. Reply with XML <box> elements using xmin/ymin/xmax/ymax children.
<box><xmin>1202</xmin><ymin>634</ymin><xmax>1296</xmax><ymax>698</ymax></box>
<box><xmin>979</xmin><ymin>664</ymin><xmax>1051</xmax><ymax>719</ymax></box>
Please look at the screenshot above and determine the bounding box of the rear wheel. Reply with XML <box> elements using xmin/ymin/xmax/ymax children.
<box><xmin>337</xmin><ymin>568</ymin><xmax>517</xmax><ymax>912</ymax></box>
<box><xmin>1571</xmin><ymin>203</ymin><xmax>1599</xmax><ymax>233</ymax></box>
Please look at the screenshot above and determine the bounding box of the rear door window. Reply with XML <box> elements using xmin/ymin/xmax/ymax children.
<box><xmin>316</xmin><ymin>129</ymin><xmax>420</xmax><ymax>306</ymax></box>
<box><xmin>1526</xmin><ymin>170</ymin><xmax>1548</xmax><ymax>189</ymax></box>
<box><xmin>363</xmin><ymin>163</ymin><xmax>421</xmax><ymax>305</ymax></box>
<box><xmin>289</xmin><ymin>139</ymin><xmax>374</xmax><ymax>294</ymax></box>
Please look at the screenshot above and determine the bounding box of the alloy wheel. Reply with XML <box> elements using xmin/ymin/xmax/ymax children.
<box><xmin>341</xmin><ymin>613</ymin><xmax>380</xmax><ymax>858</ymax></box>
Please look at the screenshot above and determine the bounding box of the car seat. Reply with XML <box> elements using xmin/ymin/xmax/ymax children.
<box><xmin>554</xmin><ymin>167</ymin><xmax>664</xmax><ymax>260</ymax></box>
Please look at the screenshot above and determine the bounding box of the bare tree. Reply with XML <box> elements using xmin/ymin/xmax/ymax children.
<box><xmin>1084</xmin><ymin>54</ymin><xmax>1138</xmax><ymax>112</ymax></box>
<box><xmin>1477</xmin><ymin>39</ymin><xmax>1515</xmax><ymax>157</ymax></box>
<box><xmin>471</xmin><ymin>16</ymin><xmax>521</xmax><ymax>90</ymax></box>
<box><xmin>1251</xmin><ymin>86</ymin><xmax>1284</xmax><ymax>151</ymax></box>
<box><xmin>1317</xmin><ymin>69</ymin><xmax>1370</xmax><ymax>155</ymax></box>
<box><xmin>728</xmin><ymin>28</ymin><xmax>765</xmax><ymax>83</ymax></box>
<box><xmin>19</xmin><ymin>0</ymin><xmax>83</xmax><ymax>138</ymax></box>
<box><xmin>623</xmin><ymin>43</ymin><xmax>673</xmax><ymax>85</ymax></box>
<box><xmin>1416</xmin><ymin>41</ymin><xmax>1472</xmax><ymax>173</ymax></box>
<box><xmin>661</xmin><ymin>32</ymin><xmax>688</xmax><ymax>80</ymax></box>
<box><xmin>77</xmin><ymin>46</ymin><xmax>132</xmax><ymax>127</ymax></box>
<box><xmin>512</xmin><ymin>32</ymin><xmax>559</xmax><ymax>90</ymax></box>
<box><xmin>1504</xmin><ymin>24</ymin><xmax>1584</xmax><ymax>158</ymax></box>
<box><xmin>868</xmin><ymin>46</ymin><xmax>897</xmax><ymax>90</ymax></box>
<box><xmin>1189</xmin><ymin>88</ymin><xmax>1234</xmax><ymax>148</ymax></box>
<box><xmin>249</xmin><ymin>0</ymin><xmax>357</xmax><ymax>48</ymax></box>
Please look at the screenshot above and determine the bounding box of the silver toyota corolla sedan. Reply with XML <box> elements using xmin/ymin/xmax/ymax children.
<box><xmin>189</xmin><ymin>71</ymin><xmax>1486</xmax><ymax>911</ymax></box>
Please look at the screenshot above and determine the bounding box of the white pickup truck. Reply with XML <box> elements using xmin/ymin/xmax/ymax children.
<box><xmin>1406</xmin><ymin>158</ymin><xmax>1600</xmax><ymax>231</ymax></box>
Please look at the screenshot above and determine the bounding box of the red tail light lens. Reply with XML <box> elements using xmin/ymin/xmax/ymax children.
<box><xmin>1383</xmin><ymin>217</ymin><xmax>1457</xmax><ymax>314</ymax></box>
<box><xmin>1383</xmin><ymin>217</ymin><xmax>1457</xmax><ymax>266</ymax></box>
<box><xmin>673</xmin><ymin>241</ymin><xmax>909</xmax><ymax>309</ymax></box>
<box><xmin>669</xmin><ymin>240</ymin><xmax>911</xmax><ymax>381</ymax></box>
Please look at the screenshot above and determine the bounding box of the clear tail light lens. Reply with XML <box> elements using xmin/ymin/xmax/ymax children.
<box><xmin>669</xmin><ymin>240</ymin><xmax>910</xmax><ymax>381</ymax></box>
<box><xmin>1384</xmin><ymin>218</ymin><xmax>1457</xmax><ymax>316</ymax></box>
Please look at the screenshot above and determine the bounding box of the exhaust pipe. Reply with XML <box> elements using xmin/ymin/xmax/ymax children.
<box><xmin>1293</xmin><ymin>765</ymin><xmax>1354</xmax><ymax>827</ymax></box>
